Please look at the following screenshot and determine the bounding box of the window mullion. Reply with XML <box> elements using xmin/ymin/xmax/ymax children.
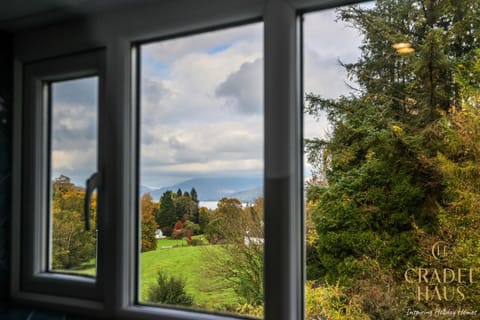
<box><xmin>264</xmin><ymin>1</ymin><xmax>303</xmax><ymax>320</ymax></box>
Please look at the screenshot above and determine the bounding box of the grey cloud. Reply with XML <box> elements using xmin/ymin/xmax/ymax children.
<box><xmin>215</xmin><ymin>58</ymin><xmax>262</xmax><ymax>114</ymax></box>
<box><xmin>141</xmin><ymin>131</ymin><xmax>156</xmax><ymax>145</ymax></box>
<box><xmin>172</xmin><ymin>152</ymin><xmax>209</xmax><ymax>164</ymax></box>
<box><xmin>51</xmin><ymin>102</ymin><xmax>97</xmax><ymax>151</ymax></box>
<box><xmin>141</xmin><ymin>77</ymin><xmax>169</xmax><ymax>103</ymax></box>
<box><xmin>52</xmin><ymin>123</ymin><xmax>96</xmax><ymax>151</ymax></box>
<box><xmin>52</xmin><ymin>77</ymin><xmax>98</xmax><ymax>106</ymax></box>
<box><xmin>304</xmin><ymin>48</ymin><xmax>357</xmax><ymax>99</ymax></box>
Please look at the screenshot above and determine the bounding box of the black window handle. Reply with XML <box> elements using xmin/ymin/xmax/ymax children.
<box><xmin>84</xmin><ymin>172</ymin><xmax>101</xmax><ymax>231</ymax></box>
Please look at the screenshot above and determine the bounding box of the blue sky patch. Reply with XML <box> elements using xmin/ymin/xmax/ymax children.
<box><xmin>207</xmin><ymin>43</ymin><xmax>232</xmax><ymax>55</ymax></box>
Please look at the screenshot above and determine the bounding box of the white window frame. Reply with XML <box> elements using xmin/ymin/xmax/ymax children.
<box><xmin>18</xmin><ymin>50</ymin><xmax>106</xmax><ymax>301</ymax></box>
<box><xmin>10</xmin><ymin>0</ymin><xmax>362</xmax><ymax>319</ymax></box>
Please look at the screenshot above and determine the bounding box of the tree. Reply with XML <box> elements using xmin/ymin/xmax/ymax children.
<box><xmin>156</xmin><ymin>191</ymin><xmax>177</xmax><ymax>236</ymax></box>
<box><xmin>203</xmin><ymin>198</ymin><xmax>264</xmax><ymax>307</ymax></box>
<box><xmin>305</xmin><ymin>0</ymin><xmax>480</xmax><ymax>316</ymax></box>
<box><xmin>51</xmin><ymin>176</ymin><xmax>96</xmax><ymax>270</ymax></box>
<box><xmin>190</xmin><ymin>187</ymin><xmax>200</xmax><ymax>223</ymax></box>
<box><xmin>140</xmin><ymin>193</ymin><xmax>158</xmax><ymax>252</ymax></box>
<box><xmin>198</xmin><ymin>207</ymin><xmax>211</xmax><ymax>234</ymax></box>
<box><xmin>172</xmin><ymin>219</ymin><xmax>184</xmax><ymax>239</ymax></box>
<box><xmin>416</xmin><ymin>49</ymin><xmax>480</xmax><ymax>310</ymax></box>
<box><xmin>205</xmin><ymin>198</ymin><xmax>246</xmax><ymax>244</ymax></box>
<box><xmin>174</xmin><ymin>194</ymin><xmax>196</xmax><ymax>221</ymax></box>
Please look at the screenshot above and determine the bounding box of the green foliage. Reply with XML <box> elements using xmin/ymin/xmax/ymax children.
<box><xmin>198</xmin><ymin>207</ymin><xmax>211</xmax><ymax>234</ymax></box>
<box><xmin>306</xmin><ymin>0</ymin><xmax>480</xmax><ymax>317</ymax></box>
<box><xmin>147</xmin><ymin>271</ymin><xmax>194</xmax><ymax>306</ymax></box>
<box><xmin>174</xmin><ymin>194</ymin><xmax>197</xmax><ymax>221</ymax></box>
<box><xmin>416</xmin><ymin>56</ymin><xmax>480</xmax><ymax>309</ymax></box>
<box><xmin>190</xmin><ymin>238</ymin><xmax>204</xmax><ymax>246</ymax></box>
<box><xmin>204</xmin><ymin>242</ymin><xmax>264</xmax><ymax>307</ymax></box>
<box><xmin>156</xmin><ymin>191</ymin><xmax>176</xmax><ymax>231</ymax></box>
<box><xmin>203</xmin><ymin>198</ymin><xmax>264</xmax><ymax>306</ymax></box>
<box><xmin>183</xmin><ymin>221</ymin><xmax>200</xmax><ymax>234</ymax></box>
<box><xmin>205</xmin><ymin>198</ymin><xmax>246</xmax><ymax>244</ymax></box>
<box><xmin>51</xmin><ymin>176</ymin><xmax>96</xmax><ymax>270</ymax></box>
<box><xmin>236</xmin><ymin>304</ymin><xmax>263</xmax><ymax>318</ymax></box>
<box><xmin>305</xmin><ymin>281</ymin><xmax>369</xmax><ymax>320</ymax></box>
<box><xmin>190</xmin><ymin>187</ymin><xmax>200</xmax><ymax>223</ymax></box>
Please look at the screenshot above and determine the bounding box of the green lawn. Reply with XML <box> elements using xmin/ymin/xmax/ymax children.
<box><xmin>140</xmin><ymin>241</ymin><xmax>239</xmax><ymax>310</ymax></box>
<box><xmin>71</xmin><ymin>237</ymin><xmax>240</xmax><ymax>311</ymax></box>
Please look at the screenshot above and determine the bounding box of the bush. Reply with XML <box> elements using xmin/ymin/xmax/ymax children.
<box><xmin>305</xmin><ymin>281</ymin><xmax>369</xmax><ymax>320</ymax></box>
<box><xmin>147</xmin><ymin>271</ymin><xmax>194</xmax><ymax>306</ymax></box>
<box><xmin>190</xmin><ymin>238</ymin><xmax>204</xmax><ymax>246</ymax></box>
<box><xmin>184</xmin><ymin>221</ymin><xmax>200</xmax><ymax>234</ymax></box>
<box><xmin>161</xmin><ymin>226</ymin><xmax>173</xmax><ymax>237</ymax></box>
<box><xmin>236</xmin><ymin>303</ymin><xmax>263</xmax><ymax>318</ymax></box>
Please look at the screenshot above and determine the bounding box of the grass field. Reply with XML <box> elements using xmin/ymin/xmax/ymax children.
<box><xmin>140</xmin><ymin>239</ymin><xmax>239</xmax><ymax>310</ymax></box>
<box><xmin>69</xmin><ymin>236</ymin><xmax>240</xmax><ymax>311</ymax></box>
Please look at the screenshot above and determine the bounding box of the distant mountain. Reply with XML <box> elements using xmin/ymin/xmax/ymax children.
<box><xmin>229</xmin><ymin>186</ymin><xmax>263</xmax><ymax>203</ymax></box>
<box><xmin>139</xmin><ymin>185</ymin><xmax>153</xmax><ymax>195</ymax></box>
<box><xmin>141</xmin><ymin>176</ymin><xmax>262</xmax><ymax>202</ymax></box>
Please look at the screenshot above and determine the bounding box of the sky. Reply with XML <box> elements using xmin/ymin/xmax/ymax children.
<box><xmin>50</xmin><ymin>4</ymin><xmax>367</xmax><ymax>189</ymax></box>
<box><xmin>139</xmin><ymin>23</ymin><xmax>263</xmax><ymax>188</ymax></box>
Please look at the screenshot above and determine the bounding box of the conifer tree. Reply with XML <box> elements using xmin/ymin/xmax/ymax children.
<box><xmin>190</xmin><ymin>187</ymin><xmax>200</xmax><ymax>223</ymax></box>
<box><xmin>157</xmin><ymin>191</ymin><xmax>177</xmax><ymax>235</ymax></box>
<box><xmin>305</xmin><ymin>0</ymin><xmax>480</xmax><ymax>293</ymax></box>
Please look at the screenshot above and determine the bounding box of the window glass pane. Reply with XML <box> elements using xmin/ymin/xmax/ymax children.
<box><xmin>49</xmin><ymin>77</ymin><xmax>98</xmax><ymax>277</ymax></box>
<box><xmin>304</xmin><ymin>1</ymin><xmax>480</xmax><ymax>318</ymax></box>
<box><xmin>139</xmin><ymin>23</ymin><xmax>264</xmax><ymax>318</ymax></box>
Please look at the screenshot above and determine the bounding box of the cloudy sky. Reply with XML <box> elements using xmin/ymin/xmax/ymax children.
<box><xmin>50</xmin><ymin>4</ymin><xmax>367</xmax><ymax>189</ymax></box>
<box><xmin>51</xmin><ymin>77</ymin><xmax>98</xmax><ymax>185</ymax></box>
<box><xmin>139</xmin><ymin>23</ymin><xmax>263</xmax><ymax>188</ymax></box>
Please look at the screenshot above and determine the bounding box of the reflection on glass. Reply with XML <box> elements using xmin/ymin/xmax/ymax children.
<box><xmin>304</xmin><ymin>1</ymin><xmax>480</xmax><ymax>319</ymax></box>
<box><xmin>138</xmin><ymin>23</ymin><xmax>264</xmax><ymax>318</ymax></box>
<box><xmin>49</xmin><ymin>77</ymin><xmax>98</xmax><ymax>277</ymax></box>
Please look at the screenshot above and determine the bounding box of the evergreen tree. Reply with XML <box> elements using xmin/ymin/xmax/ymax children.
<box><xmin>157</xmin><ymin>191</ymin><xmax>177</xmax><ymax>235</ymax></box>
<box><xmin>176</xmin><ymin>188</ymin><xmax>182</xmax><ymax>197</ymax></box>
<box><xmin>305</xmin><ymin>0</ymin><xmax>480</xmax><ymax>316</ymax></box>
<box><xmin>190</xmin><ymin>187</ymin><xmax>200</xmax><ymax>223</ymax></box>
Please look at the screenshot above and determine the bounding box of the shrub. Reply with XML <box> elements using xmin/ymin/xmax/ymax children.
<box><xmin>305</xmin><ymin>281</ymin><xmax>369</xmax><ymax>320</ymax></box>
<box><xmin>147</xmin><ymin>271</ymin><xmax>194</xmax><ymax>306</ymax></box>
<box><xmin>236</xmin><ymin>303</ymin><xmax>263</xmax><ymax>318</ymax></box>
<box><xmin>161</xmin><ymin>226</ymin><xmax>173</xmax><ymax>237</ymax></box>
<box><xmin>190</xmin><ymin>238</ymin><xmax>204</xmax><ymax>246</ymax></box>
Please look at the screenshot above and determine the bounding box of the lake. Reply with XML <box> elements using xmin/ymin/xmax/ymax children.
<box><xmin>199</xmin><ymin>201</ymin><xmax>248</xmax><ymax>210</ymax></box>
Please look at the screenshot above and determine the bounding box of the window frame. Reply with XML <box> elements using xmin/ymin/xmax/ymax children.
<box><xmin>10</xmin><ymin>0</ymin><xmax>364</xmax><ymax>319</ymax></box>
<box><xmin>18</xmin><ymin>50</ymin><xmax>106</xmax><ymax>301</ymax></box>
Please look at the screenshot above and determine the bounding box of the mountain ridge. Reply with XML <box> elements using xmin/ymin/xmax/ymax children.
<box><xmin>141</xmin><ymin>176</ymin><xmax>263</xmax><ymax>202</ymax></box>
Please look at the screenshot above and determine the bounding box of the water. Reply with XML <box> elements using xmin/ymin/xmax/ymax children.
<box><xmin>199</xmin><ymin>201</ymin><xmax>248</xmax><ymax>210</ymax></box>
